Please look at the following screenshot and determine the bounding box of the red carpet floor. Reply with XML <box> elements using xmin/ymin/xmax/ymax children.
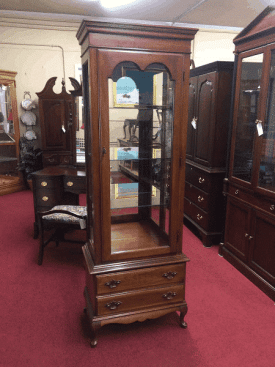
<box><xmin>0</xmin><ymin>190</ymin><xmax>274</xmax><ymax>367</ymax></box>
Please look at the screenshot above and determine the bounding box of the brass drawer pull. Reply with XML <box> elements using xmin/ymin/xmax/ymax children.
<box><xmin>162</xmin><ymin>271</ymin><xmax>177</xmax><ymax>280</ymax></box>
<box><xmin>198</xmin><ymin>177</ymin><xmax>205</xmax><ymax>184</ymax></box>
<box><xmin>248</xmin><ymin>236</ymin><xmax>253</xmax><ymax>240</ymax></box>
<box><xmin>67</xmin><ymin>181</ymin><xmax>74</xmax><ymax>187</ymax></box>
<box><xmin>245</xmin><ymin>233</ymin><xmax>249</xmax><ymax>237</ymax></box>
<box><xmin>197</xmin><ymin>214</ymin><xmax>203</xmax><ymax>221</ymax></box>
<box><xmin>41</xmin><ymin>181</ymin><xmax>48</xmax><ymax>187</ymax></box>
<box><xmin>270</xmin><ymin>205</ymin><xmax>275</xmax><ymax>211</ymax></box>
<box><xmin>105</xmin><ymin>280</ymin><xmax>121</xmax><ymax>289</ymax></box>
<box><xmin>105</xmin><ymin>301</ymin><xmax>122</xmax><ymax>310</ymax></box>
<box><xmin>42</xmin><ymin>196</ymin><xmax>48</xmax><ymax>201</ymax></box>
<box><xmin>198</xmin><ymin>195</ymin><xmax>204</xmax><ymax>202</ymax></box>
<box><xmin>235</xmin><ymin>190</ymin><xmax>239</xmax><ymax>195</ymax></box>
<box><xmin>162</xmin><ymin>292</ymin><xmax>177</xmax><ymax>300</ymax></box>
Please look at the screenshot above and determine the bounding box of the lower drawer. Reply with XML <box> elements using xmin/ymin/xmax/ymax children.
<box><xmin>184</xmin><ymin>198</ymin><xmax>208</xmax><ymax>230</ymax></box>
<box><xmin>97</xmin><ymin>284</ymin><xmax>184</xmax><ymax>316</ymax></box>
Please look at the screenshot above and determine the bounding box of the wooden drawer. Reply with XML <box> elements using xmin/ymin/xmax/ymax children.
<box><xmin>184</xmin><ymin>198</ymin><xmax>208</xmax><ymax>230</ymax></box>
<box><xmin>34</xmin><ymin>176</ymin><xmax>63</xmax><ymax>190</ymax></box>
<box><xmin>228</xmin><ymin>185</ymin><xmax>275</xmax><ymax>218</ymax></box>
<box><xmin>185</xmin><ymin>182</ymin><xmax>209</xmax><ymax>211</ymax></box>
<box><xmin>64</xmin><ymin>176</ymin><xmax>86</xmax><ymax>193</ymax></box>
<box><xmin>36</xmin><ymin>189</ymin><xmax>62</xmax><ymax>207</ymax></box>
<box><xmin>97</xmin><ymin>284</ymin><xmax>184</xmax><ymax>316</ymax></box>
<box><xmin>185</xmin><ymin>164</ymin><xmax>210</xmax><ymax>192</ymax></box>
<box><xmin>97</xmin><ymin>263</ymin><xmax>185</xmax><ymax>295</ymax></box>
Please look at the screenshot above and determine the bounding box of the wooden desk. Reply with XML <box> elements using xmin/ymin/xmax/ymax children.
<box><xmin>32</xmin><ymin>167</ymin><xmax>86</xmax><ymax>238</ymax></box>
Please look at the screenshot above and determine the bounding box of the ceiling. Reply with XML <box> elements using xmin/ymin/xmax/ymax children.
<box><xmin>0</xmin><ymin>0</ymin><xmax>274</xmax><ymax>29</ymax></box>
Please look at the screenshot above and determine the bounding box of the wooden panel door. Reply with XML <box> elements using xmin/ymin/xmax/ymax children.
<box><xmin>194</xmin><ymin>72</ymin><xmax>216</xmax><ymax>167</ymax></box>
<box><xmin>249</xmin><ymin>210</ymin><xmax>275</xmax><ymax>286</ymax></box>
<box><xmin>186</xmin><ymin>76</ymin><xmax>197</xmax><ymax>161</ymax></box>
<box><xmin>224</xmin><ymin>197</ymin><xmax>250</xmax><ymax>262</ymax></box>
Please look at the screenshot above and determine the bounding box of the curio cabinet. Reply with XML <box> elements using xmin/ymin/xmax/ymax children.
<box><xmin>76</xmin><ymin>20</ymin><xmax>197</xmax><ymax>346</ymax></box>
<box><xmin>221</xmin><ymin>7</ymin><xmax>275</xmax><ymax>301</ymax></box>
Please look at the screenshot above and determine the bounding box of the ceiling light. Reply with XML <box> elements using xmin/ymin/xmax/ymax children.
<box><xmin>100</xmin><ymin>0</ymin><xmax>137</xmax><ymax>10</ymax></box>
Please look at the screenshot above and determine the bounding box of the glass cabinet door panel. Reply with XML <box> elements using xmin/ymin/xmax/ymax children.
<box><xmin>258</xmin><ymin>49</ymin><xmax>275</xmax><ymax>192</ymax></box>
<box><xmin>108</xmin><ymin>62</ymin><xmax>174</xmax><ymax>254</ymax></box>
<box><xmin>232</xmin><ymin>53</ymin><xmax>264</xmax><ymax>182</ymax></box>
<box><xmin>0</xmin><ymin>84</ymin><xmax>18</xmax><ymax>177</ymax></box>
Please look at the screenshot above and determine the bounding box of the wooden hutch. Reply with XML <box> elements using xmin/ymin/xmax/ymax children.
<box><xmin>76</xmin><ymin>19</ymin><xmax>197</xmax><ymax>346</ymax></box>
<box><xmin>220</xmin><ymin>7</ymin><xmax>275</xmax><ymax>301</ymax></box>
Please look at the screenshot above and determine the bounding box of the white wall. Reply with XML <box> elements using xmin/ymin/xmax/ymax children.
<box><xmin>0</xmin><ymin>12</ymin><xmax>240</xmax><ymax>147</ymax></box>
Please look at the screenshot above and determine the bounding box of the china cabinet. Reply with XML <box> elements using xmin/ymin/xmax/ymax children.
<box><xmin>76</xmin><ymin>19</ymin><xmax>197</xmax><ymax>346</ymax></box>
<box><xmin>220</xmin><ymin>7</ymin><xmax>275</xmax><ymax>301</ymax></box>
<box><xmin>36</xmin><ymin>77</ymin><xmax>76</xmax><ymax>167</ymax></box>
<box><xmin>0</xmin><ymin>70</ymin><xmax>24</xmax><ymax>195</ymax></box>
<box><xmin>184</xmin><ymin>61</ymin><xmax>234</xmax><ymax>247</ymax></box>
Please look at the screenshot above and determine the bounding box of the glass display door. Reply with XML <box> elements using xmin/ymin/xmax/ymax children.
<box><xmin>98</xmin><ymin>50</ymin><xmax>185</xmax><ymax>261</ymax></box>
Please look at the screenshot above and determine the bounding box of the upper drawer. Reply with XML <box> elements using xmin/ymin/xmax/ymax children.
<box><xmin>64</xmin><ymin>176</ymin><xmax>86</xmax><ymax>193</ymax></box>
<box><xmin>185</xmin><ymin>164</ymin><xmax>210</xmax><ymax>192</ymax></box>
<box><xmin>34</xmin><ymin>175</ymin><xmax>63</xmax><ymax>190</ymax></box>
<box><xmin>96</xmin><ymin>263</ymin><xmax>185</xmax><ymax>295</ymax></box>
<box><xmin>185</xmin><ymin>182</ymin><xmax>209</xmax><ymax>211</ymax></box>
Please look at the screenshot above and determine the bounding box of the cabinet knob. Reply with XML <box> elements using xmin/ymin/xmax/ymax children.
<box><xmin>245</xmin><ymin>233</ymin><xmax>249</xmax><ymax>237</ymax></box>
<box><xmin>105</xmin><ymin>301</ymin><xmax>122</xmax><ymax>310</ymax></box>
<box><xmin>270</xmin><ymin>205</ymin><xmax>275</xmax><ymax>211</ymax></box>
<box><xmin>198</xmin><ymin>177</ymin><xmax>205</xmax><ymax>184</ymax></box>
<box><xmin>105</xmin><ymin>280</ymin><xmax>121</xmax><ymax>289</ymax></box>
<box><xmin>162</xmin><ymin>271</ymin><xmax>177</xmax><ymax>280</ymax></box>
<box><xmin>67</xmin><ymin>181</ymin><xmax>74</xmax><ymax>187</ymax></box>
<box><xmin>235</xmin><ymin>190</ymin><xmax>239</xmax><ymax>195</ymax></box>
<box><xmin>41</xmin><ymin>181</ymin><xmax>48</xmax><ymax>187</ymax></box>
<box><xmin>42</xmin><ymin>196</ymin><xmax>48</xmax><ymax>202</ymax></box>
<box><xmin>198</xmin><ymin>195</ymin><xmax>204</xmax><ymax>202</ymax></box>
<box><xmin>162</xmin><ymin>292</ymin><xmax>177</xmax><ymax>300</ymax></box>
<box><xmin>249</xmin><ymin>236</ymin><xmax>253</xmax><ymax>240</ymax></box>
<box><xmin>197</xmin><ymin>214</ymin><xmax>203</xmax><ymax>221</ymax></box>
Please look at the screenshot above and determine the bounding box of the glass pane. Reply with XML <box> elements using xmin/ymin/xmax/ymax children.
<box><xmin>232</xmin><ymin>53</ymin><xmax>264</xmax><ymax>182</ymax></box>
<box><xmin>108</xmin><ymin>62</ymin><xmax>173</xmax><ymax>254</ymax></box>
<box><xmin>258</xmin><ymin>50</ymin><xmax>275</xmax><ymax>191</ymax></box>
<box><xmin>0</xmin><ymin>84</ymin><xmax>18</xmax><ymax>177</ymax></box>
<box><xmin>75</xmin><ymin>95</ymin><xmax>85</xmax><ymax>163</ymax></box>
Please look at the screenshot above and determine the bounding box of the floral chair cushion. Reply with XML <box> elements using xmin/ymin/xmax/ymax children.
<box><xmin>42</xmin><ymin>205</ymin><xmax>87</xmax><ymax>229</ymax></box>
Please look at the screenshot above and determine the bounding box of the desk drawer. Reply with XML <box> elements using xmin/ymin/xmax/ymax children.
<box><xmin>97</xmin><ymin>284</ymin><xmax>184</xmax><ymax>316</ymax></box>
<box><xmin>34</xmin><ymin>176</ymin><xmax>63</xmax><ymax>190</ymax></box>
<box><xmin>185</xmin><ymin>182</ymin><xmax>209</xmax><ymax>211</ymax></box>
<box><xmin>97</xmin><ymin>264</ymin><xmax>185</xmax><ymax>295</ymax></box>
<box><xmin>36</xmin><ymin>190</ymin><xmax>62</xmax><ymax>207</ymax></box>
<box><xmin>64</xmin><ymin>176</ymin><xmax>86</xmax><ymax>193</ymax></box>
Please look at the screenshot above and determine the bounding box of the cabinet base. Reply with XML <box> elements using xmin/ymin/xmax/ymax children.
<box><xmin>220</xmin><ymin>245</ymin><xmax>275</xmax><ymax>302</ymax></box>
<box><xmin>184</xmin><ymin>216</ymin><xmax>222</xmax><ymax>247</ymax></box>
<box><xmin>83</xmin><ymin>286</ymin><xmax>188</xmax><ymax>347</ymax></box>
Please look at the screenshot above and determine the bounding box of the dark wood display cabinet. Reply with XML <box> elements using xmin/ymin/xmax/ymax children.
<box><xmin>184</xmin><ymin>61</ymin><xmax>234</xmax><ymax>247</ymax></box>
<box><xmin>36</xmin><ymin>77</ymin><xmax>76</xmax><ymax>167</ymax></box>
<box><xmin>76</xmin><ymin>19</ymin><xmax>197</xmax><ymax>346</ymax></box>
<box><xmin>220</xmin><ymin>6</ymin><xmax>275</xmax><ymax>301</ymax></box>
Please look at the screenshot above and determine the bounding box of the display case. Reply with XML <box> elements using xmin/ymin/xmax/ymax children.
<box><xmin>77</xmin><ymin>19</ymin><xmax>197</xmax><ymax>346</ymax></box>
<box><xmin>221</xmin><ymin>7</ymin><xmax>275</xmax><ymax>301</ymax></box>
<box><xmin>0</xmin><ymin>70</ymin><xmax>24</xmax><ymax>195</ymax></box>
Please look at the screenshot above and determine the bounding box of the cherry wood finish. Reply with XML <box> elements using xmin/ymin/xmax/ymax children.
<box><xmin>31</xmin><ymin>166</ymin><xmax>86</xmax><ymax>237</ymax></box>
<box><xmin>184</xmin><ymin>62</ymin><xmax>234</xmax><ymax>247</ymax></box>
<box><xmin>36</xmin><ymin>78</ymin><xmax>76</xmax><ymax>167</ymax></box>
<box><xmin>0</xmin><ymin>70</ymin><xmax>24</xmax><ymax>195</ymax></box>
<box><xmin>220</xmin><ymin>7</ymin><xmax>275</xmax><ymax>301</ymax></box>
<box><xmin>77</xmin><ymin>19</ymin><xmax>197</xmax><ymax>346</ymax></box>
